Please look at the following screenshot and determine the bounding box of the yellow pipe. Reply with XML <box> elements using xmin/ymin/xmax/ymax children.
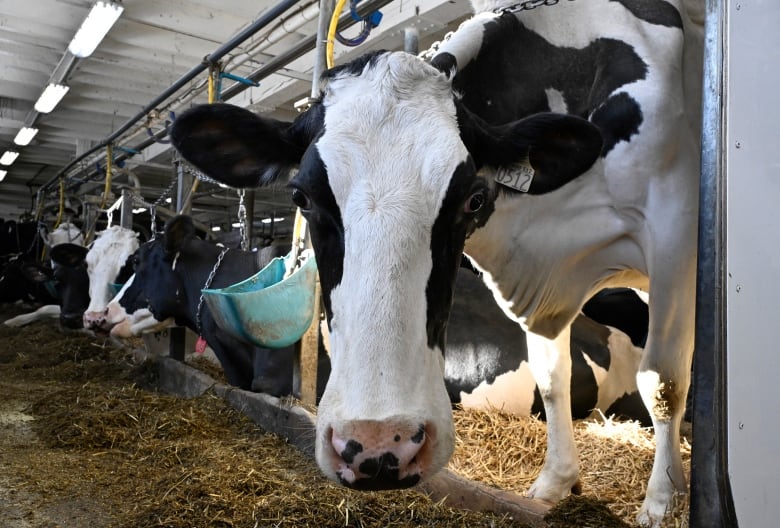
<box><xmin>326</xmin><ymin>0</ymin><xmax>348</xmax><ymax>69</ymax></box>
<box><xmin>53</xmin><ymin>178</ymin><xmax>65</xmax><ymax>229</ymax></box>
<box><xmin>208</xmin><ymin>69</ymin><xmax>216</xmax><ymax>104</ymax></box>
<box><xmin>99</xmin><ymin>144</ymin><xmax>113</xmax><ymax>209</ymax></box>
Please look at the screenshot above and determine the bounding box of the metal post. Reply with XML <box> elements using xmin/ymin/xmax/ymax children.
<box><xmin>244</xmin><ymin>190</ymin><xmax>255</xmax><ymax>248</ymax></box>
<box><xmin>120</xmin><ymin>188</ymin><xmax>134</xmax><ymax>229</ymax></box>
<box><xmin>311</xmin><ymin>0</ymin><xmax>335</xmax><ymax>98</ymax></box>
<box><xmin>404</xmin><ymin>27</ymin><xmax>419</xmax><ymax>55</ymax></box>
<box><xmin>176</xmin><ymin>161</ymin><xmax>193</xmax><ymax>215</ymax></box>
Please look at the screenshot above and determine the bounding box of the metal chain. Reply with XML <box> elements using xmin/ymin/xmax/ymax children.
<box><xmin>498</xmin><ymin>0</ymin><xmax>571</xmax><ymax>15</ymax></box>
<box><xmin>419</xmin><ymin>0</ymin><xmax>572</xmax><ymax>60</ymax></box>
<box><xmin>195</xmin><ymin>246</ymin><xmax>230</xmax><ymax>335</ymax></box>
<box><xmin>237</xmin><ymin>189</ymin><xmax>248</xmax><ymax>251</ymax></box>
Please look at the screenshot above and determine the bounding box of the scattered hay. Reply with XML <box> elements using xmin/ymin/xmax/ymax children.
<box><xmin>449</xmin><ymin>406</ymin><xmax>691</xmax><ymax>527</ymax></box>
<box><xmin>0</xmin><ymin>315</ymin><xmax>691</xmax><ymax>527</ymax></box>
<box><xmin>0</xmin><ymin>320</ymin><xmax>530</xmax><ymax>528</ymax></box>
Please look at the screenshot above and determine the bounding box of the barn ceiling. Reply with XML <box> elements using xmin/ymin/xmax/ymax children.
<box><xmin>0</xmin><ymin>0</ymin><xmax>470</xmax><ymax>239</ymax></box>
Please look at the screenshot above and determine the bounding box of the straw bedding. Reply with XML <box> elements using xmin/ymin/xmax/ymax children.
<box><xmin>0</xmin><ymin>310</ymin><xmax>689</xmax><ymax>527</ymax></box>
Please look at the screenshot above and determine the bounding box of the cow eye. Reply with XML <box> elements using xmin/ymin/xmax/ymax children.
<box><xmin>464</xmin><ymin>191</ymin><xmax>486</xmax><ymax>214</ymax></box>
<box><xmin>291</xmin><ymin>188</ymin><xmax>312</xmax><ymax>211</ymax></box>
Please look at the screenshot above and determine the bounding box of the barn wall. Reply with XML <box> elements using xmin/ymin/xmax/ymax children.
<box><xmin>725</xmin><ymin>0</ymin><xmax>780</xmax><ymax>525</ymax></box>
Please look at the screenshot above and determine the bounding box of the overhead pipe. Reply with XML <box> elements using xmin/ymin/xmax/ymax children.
<box><xmin>40</xmin><ymin>0</ymin><xmax>307</xmax><ymax>194</ymax></box>
<box><xmin>48</xmin><ymin>0</ymin><xmax>394</xmax><ymax>197</ymax></box>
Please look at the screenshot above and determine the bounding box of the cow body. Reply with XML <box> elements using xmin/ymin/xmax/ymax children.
<box><xmin>449</xmin><ymin>270</ymin><xmax>650</xmax><ymax>424</ymax></box>
<box><xmin>170</xmin><ymin>1</ymin><xmax>702</xmax><ymax>524</ymax></box>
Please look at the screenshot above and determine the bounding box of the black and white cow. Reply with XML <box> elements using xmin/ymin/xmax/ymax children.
<box><xmin>2</xmin><ymin>243</ymin><xmax>91</xmax><ymax>329</ymax></box>
<box><xmin>81</xmin><ymin>226</ymin><xmax>140</xmax><ymax>331</ymax></box>
<box><xmin>2</xmin><ymin>223</ymin><xmax>90</xmax><ymax>328</ymax></box>
<box><xmin>448</xmin><ymin>269</ymin><xmax>650</xmax><ymax>424</ymax></box>
<box><xmin>169</xmin><ymin>1</ymin><xmax>702</xmax><ymax>524</ymax></box>
<box><xmin>104</xmin><ymin>215</ymin><xmax>325</xmax><ymax>397</ymax></box>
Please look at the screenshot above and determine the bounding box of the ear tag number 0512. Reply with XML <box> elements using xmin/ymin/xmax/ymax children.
<box><xmin>494</xmin><ymin>161</ymin><xmax>535</xmax><ymax>192</ymax></box>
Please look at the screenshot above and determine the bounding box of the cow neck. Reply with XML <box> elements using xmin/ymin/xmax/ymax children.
<box><xmin>194</xmin><ymin>246</ymin><xmax>230</xmax><ymax>336</ymax></box>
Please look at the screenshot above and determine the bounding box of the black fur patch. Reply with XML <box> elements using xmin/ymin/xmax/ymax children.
<box><xmin>450</xmin><ymin>14</ymin><xmax>649</xmax><ymax>156</ymax></box>
<box><xmin>612</xmin><ymin>0</ymin><xmax>683</xmax><ymax>28</ymax></box>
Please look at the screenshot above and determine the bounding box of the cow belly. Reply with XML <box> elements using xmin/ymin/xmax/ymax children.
<box><xmin>458</xmin><ymin>360</ymin><xmax>536</xmax><ymax>415</ymax></box>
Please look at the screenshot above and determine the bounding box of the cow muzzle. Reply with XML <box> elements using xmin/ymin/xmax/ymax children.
<box><xmin>321</xmin><ymin>419</ymin><xmax>438</xmax><ymax>490</ymax></box>
<box><xmin>83</xmin><ymin>309</ymin><xmax>110</xmax><ymax>332</ymax></box>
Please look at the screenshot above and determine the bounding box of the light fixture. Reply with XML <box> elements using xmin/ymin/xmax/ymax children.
<box><xmin>0</xmin><ymin>170</ymin><xmax>6</xmax><ymax>182</ymax></box>
<box><xmin>211</xmin><ymin>226</ymin><xmax>222</xmax><ymax>232</ymax></box>
<box><xmin>34</xmin><ymin>84</ymin><xmax>70</xmax><ymax>113</ymax></box>
<box><xmin>132</xmin><ymin>207</ymin><xmax>147</xmax><ymax>214</ymax></box>
<box><xmin>0</xmin><ymin>151</ymin><xmax>20</xmax><ymax>166</ymax></box>
<box><xmin>68</xmin><ymin>1</ymin><xmax>124</xmax><ymax>58</ymax></box>
<box><xmin>231</xmin><ymin>222</ymin><xmax>241</xmax><ymax>228</ymax></box>
<box><xmin>261</xmin><ymin>217</ymin><xmax>285</xmax><ymax>224</ymax></box>
<box><xmin>14</xmin><ymin>127</ymin><xmax>39</xmax><ymax>146</ymax></box>
<box><xmin>165</xmin><ymin>197</ymin><xmax>172</xmax><ymax>204</ymax></box>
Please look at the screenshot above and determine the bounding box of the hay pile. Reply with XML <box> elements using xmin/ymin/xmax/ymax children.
<box><xmin>449</xmin><ymin>407</ymin><xmax>691</xmax><ymax>526</ymax></box>
<box><xmin>0</xmin><ymin>320</ymin><xmax>530</xmax><ymax>527</ymax></box>
<box><xmin>0</xmin><ymin>314</ymin><xmax>690</xmax><ymax>527</ymax></box>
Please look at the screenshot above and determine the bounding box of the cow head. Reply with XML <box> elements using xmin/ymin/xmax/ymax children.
<box><xmin>48</xmin><ymin>243</ymin><xmax>90</xmax><ymax>329</ymax></box>
<box><xmin>171</xmin><ymin>50</ymin><xmax>601</xmax><ymax>489</ymax></box>
<box><xmin>105</xmin><ymin>219</ymin><xmax>192</xmax><ymax>337</ymax></box>
<box><xmin>82</xmin><ymin>226</ymin><xmax>140</xmax><ymax>331</ymax></box>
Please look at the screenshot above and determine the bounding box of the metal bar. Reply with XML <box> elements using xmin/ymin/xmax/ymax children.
<box><xmin>40</xmin><ymin>0</ymin><xmax>307</xmax><ymax>193</ymax></box>
<box><xmin>690</xmin><ymin>0</ymin><xmax>738</xmax><ymax>526</ymax></box>
<box><xmin>54</xmin><ymin>0</ymin><xmax>395</xmax><ymax>196</ymax></box>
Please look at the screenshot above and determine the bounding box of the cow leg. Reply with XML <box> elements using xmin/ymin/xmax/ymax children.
<box><xmin>525</xmin><ymin>324</ymin><xmax>580</xmax><ymax>502</ymax></box>
<box><xmin>3</xmin><ymin>305</ymin><xmax>61</xmax><ymax>327</ymax></box>
<box><xmin>636</xmin><ymin>271</ymin><xmax>695</xmax><ymax>526</ymax></box>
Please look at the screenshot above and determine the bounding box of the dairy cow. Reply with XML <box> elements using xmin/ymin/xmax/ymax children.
<box><xmin>170</xmin><ymin>1</ymin><xmax>702</xmax><ymax>524</ymax></box>
<box><xmin>105</xmin><ymin>215</ymin><xmax>326</xmax><ymax>396</ymax></box>
<box><xmin>448</xmin><ymin>269</ymin><xmax>650</xmax><ymax>424</ymax></box>
<box><xmin>82</xmin><ymin>226</ymin><xmax>140</xmax><ymax>331</ymax></box>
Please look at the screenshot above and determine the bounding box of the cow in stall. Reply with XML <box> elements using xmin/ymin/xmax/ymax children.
<box><xmin>104</xmin><ymin>215</ymin><xmax>329</xmax><ymax>397</ymax></box>
<box><xmin>82</xmin><ymin>225</ymin><xmax>140</xmax><ymax>331</ymax></box>
<box><xmin>3</xmin><ymin>225</ymin><xmax>138</xmax><ymax>330</ymax></box>
<box><xmin>169</xmin><ymin>0</ymin><xmax>703</xmax><ymax>523</ymax></box>
<box><xmin>104</xmin><ymin>215</ymin><xmax>650</xmax><ymax>420</ymax></box>
<box><xmin>3</xmin><ymin>222</ymin><xmax>89</xmax><ymax>328</ymax></box>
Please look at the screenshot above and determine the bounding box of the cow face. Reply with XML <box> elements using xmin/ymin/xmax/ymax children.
<box><xmin>83</xmin><ymin>226</ymin><xmax>140</xmax><ymax>331</ymax></box>
<box><xmin>48</xmin><ymin>243</ymin><xmax>90</xmax><ymax>329</ymax></box>
<box><xmin>171</xmin><ymin>51</ymin><xmax>601</xmax><ymax>489</ymax></box>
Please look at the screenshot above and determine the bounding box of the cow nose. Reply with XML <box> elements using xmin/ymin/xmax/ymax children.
<box><xmin>327</xmin><ymin>420</ymin><xmax>434</xmax><ymax>490</ymax></box>
<box><xmin>83</xmin><ymin>309</ymin><xmax>107</xmax><ymax>329</ymax></box>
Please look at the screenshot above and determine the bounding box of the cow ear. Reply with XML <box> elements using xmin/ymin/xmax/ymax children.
<box><xmin>459</xmin><ymin>106</ymin><xmax>603</xmax><ymax>194</ymax></box>
<box><xmin>50</xmin><ymin>243</ymin><xmax>88</xmax><ymax>267</ymax></box>
<box><xmin>170</xmin><ymin>103</ymin><xmax>322</xmax><ymax>189</ymax></box>
<box><xmin>163</xmin><ymin>215</ymin><xmax>196</xmax><ymax>256</ymax></box>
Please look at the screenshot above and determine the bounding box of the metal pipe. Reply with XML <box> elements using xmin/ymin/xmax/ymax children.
<box><xmin>40</xmin><ymin>0</ymin><xmax>306</xmax><ymax>193</ymax></box>
<box><xmin>690</xmin><ymin>0</ymin><xmax>738</xmax><ymax>526</ymax></box>
<box><xmin>54</xmin><ymin>0</ymin><xmax>394</xmax><ymax>195</ymax></box>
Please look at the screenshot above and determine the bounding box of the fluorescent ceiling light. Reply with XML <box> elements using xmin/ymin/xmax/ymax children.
<box><xmin>211</xmin><ymin>226</ymin><xmax>222</xmax><ymax>232</ymax></box>
<box><xmin>68</xmin><ymin>1</ymin><xmax>124</xmax><ymax>58</ymax></box>
<box><xmin>132</xmin><ymin>207</ymin><xmax>147</xmax><ymax>214</ymax></box>
<box><xmin>165</xmin><ymin>197</ymin><xmax>172</xmax><ymax>204</ymax></box>
<box><xmin>231</xmin><ymin>222</ymin><xmax>241</xmax><ymax>228</ymax></box>
<box><xmin>261</xmin><ymin>217</ymin><xmax>285</xmax><ymax>224</ymax></box>
<box><xmin>14</xmin><ymin>127</ymin><xmax>39</xmax><ymax>146</ymax></box>
<box><xmin>0</xmin><ymin>151</ymin><xmax>20</xmax><ymax>166</ymax></box>
<box><xmin>34</xmin><ymin>84</ymin><xmax>70</xmax><ymax>113</ymax></box>
<box><xmin>0</xmin><ymin>170</ymin><xmax>7</xmax><ymax>182</ymax></box>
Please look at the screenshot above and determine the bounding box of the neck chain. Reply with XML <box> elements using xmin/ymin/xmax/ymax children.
<box><xmin>195</xmin><ymin>246</ymin><xmax>230</xmax><ymax>335</ymax></box>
